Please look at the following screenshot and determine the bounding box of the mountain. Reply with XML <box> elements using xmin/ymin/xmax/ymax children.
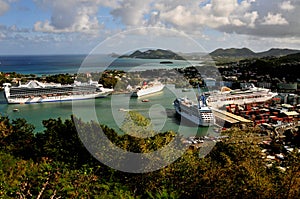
<box><xmin>209</xmin><ymin>47</ymin><xmax>300</xmax><ymax>58</ymax></box>
<box><xmin>210</xmin><ymin>48</ymin><xmax>256</xmax><ymax>57</ymax></box>
<box><xmin>114</xmin><ymin>48</ymin><xmax>300</xmax><ymax>61</ymax></box>
<box><xmin>119</xmin><ymin>49</ymin><xmax>185</xmax><ymax>60</ymax></box>
<box><xmin>256</xmin><ymin>48</ymin><xmax>300</xmax><ymax>57</ymax></box>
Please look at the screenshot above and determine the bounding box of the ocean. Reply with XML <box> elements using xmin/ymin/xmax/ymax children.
<box><xmin>0</xmin><ymin>55</ymin><xmax>212</xmax><ymax>137</ymax></box>
<box><xmin>0</xmin><ymin>54</ymin><xmax>200</xmax><ymax>75</ymax></box>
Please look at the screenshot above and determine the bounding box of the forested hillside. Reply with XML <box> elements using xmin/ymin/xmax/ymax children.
<box><xmin>0</xmin><ymin>114</ymin><xmax>299</xmax><ymax>198</ymax></box>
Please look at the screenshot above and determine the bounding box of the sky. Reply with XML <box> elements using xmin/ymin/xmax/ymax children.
<box><xmin>0</xmin><ymin>0</ymin><xmax>300</xmax><ymax>55</ymax></box>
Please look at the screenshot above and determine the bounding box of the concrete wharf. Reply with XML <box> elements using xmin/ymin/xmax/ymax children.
<box><xmin>211</xmin><ymin>107</ymin><xmax>253</xmax><ymax>128</ymax></box>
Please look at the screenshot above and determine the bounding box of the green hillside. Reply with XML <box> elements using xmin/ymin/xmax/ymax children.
<box><xmin>119</xmin><ymin>49</ymin><xmax>185</xmax><ymax>60</ymax></box>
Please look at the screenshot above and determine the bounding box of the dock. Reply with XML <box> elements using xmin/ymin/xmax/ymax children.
<box><xmin>211</xmin><ymin>107</ymin><xmax>253</xmax><ymax>128</ymax></box>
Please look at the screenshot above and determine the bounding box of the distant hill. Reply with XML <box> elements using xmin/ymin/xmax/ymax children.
<box><xmin>256</xmin><ymin>48</ymin><xmax>300</xmax><ymax>57</ymax></box>
<box><xmin>113</xmin><ymin>48</ymin><xmax>300</xmax><ymax>61</ymax></box>
<box><xmin>274</xmin><ymin>52</ymin><xmax>300</xmax><ymax>63</ymax></box>
<box><xmin>209</xmin><ymin>47</ymin><xmax>300</xmax><ymax>58</ymax></box>
<box><xmin>119</xmin><ymin>49</ymin><xmax>185</xmax><ymax>60</ymax></box>
<box><xmin>210</xmin><ymin>48</ymin><xmax>256</xmax><ymax>57</ymax></box>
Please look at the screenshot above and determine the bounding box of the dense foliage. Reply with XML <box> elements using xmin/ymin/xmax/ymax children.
<box><xmin>45</xmin><ymin>74</ymin><xmax>74</xmax><ymax>85</ymax></box>
<box><xmin>0</xmin><ymin>114</ymin><xmax>300</xmax><ymax>198</ymax></box>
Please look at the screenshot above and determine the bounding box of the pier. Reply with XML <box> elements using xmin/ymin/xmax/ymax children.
<box><xmin>211</xmin><ymin>107</ymin><xmax>252</xmax><ymax>128</ymax></box>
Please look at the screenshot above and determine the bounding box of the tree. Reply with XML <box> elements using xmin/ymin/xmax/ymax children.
<box><xmin>0</xmin><ymin>117</ymin><xmax>36</xmax><ymax>159</ymax></box>
<box><xmin>36</xmin><ymin>116</ymin><xmax>95</xmax><ymax>169</ymax></box>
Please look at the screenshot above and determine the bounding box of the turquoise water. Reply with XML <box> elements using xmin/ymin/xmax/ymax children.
<box><xmin>0</xmin><ymin>55</ymin><xmax>201</xmax><ymax>75</ymax></box>
<box><xmin>0</xmin><ymin>86</ymin><xmax>212</xmax><ymax>137</ymax></box>
<box><xmin>0</xmin><ymin>55</ymin><xmax>213</xmax><ymax>137</ymax></box>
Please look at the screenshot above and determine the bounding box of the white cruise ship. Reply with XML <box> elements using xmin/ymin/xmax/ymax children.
<box><xmin>3</xmin><ymin>79</ymin><xmax>113</xmax><ymax>104</ymax></box>
<box><xmin>206</xmin><ymin>84</ymin><xmax>277</xmax><ymax>108</ymax></box>
<box><xmin>131</xmin><ymin>81</ymin><xmax>164</xmax><ymax>97</ymax></box>
<box><xmin>173</xmin><ymin>97</ymin><xmax>215</xmax><ymax>126</ymax></box>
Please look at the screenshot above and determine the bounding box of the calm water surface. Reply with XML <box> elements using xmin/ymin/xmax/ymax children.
<box><xmin>0</xmin><ymin>55</ymin><xmax>212</xmax><ymax>137</ymax></box>
<box><xmin>0</xmin><ymin>86</ymin><xmax>213</xmax><ymax>137</ymax></box>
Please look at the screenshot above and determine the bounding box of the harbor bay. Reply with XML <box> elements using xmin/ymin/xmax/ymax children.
<box><xmin>2</xmin><ymin>1</ymin><xmax>300</xmax><ymax>197</ymax></box>
<box><xmin>0</xmin><ymin>86</ymin><xmax>211</xmax><ymax>137</ymax></box>
<box><xmin>1</xmin><ymin>52</ymin><xmax>300</xmax><ymax>198</ymax></box>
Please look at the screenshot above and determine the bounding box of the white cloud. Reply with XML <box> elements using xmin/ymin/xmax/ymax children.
<box><xmin>0</xmin><ymin>0</ymin><xmax>9</xmax><ymax>15</ymax></box>
<box><xmin>33</xmin><ymin>0</ymin><xmax>104</xmax><ymax>35</ymax></box>
<box><xmin>211</xmin><ymin>0</ymin><xmax>238</xmax><ymax>17</ymax></box>
<box><xmin>261</xmin><ymin>13</ymin><xmax>289</xmax><ymax>25</ymax></box>
<box><xmin>31</xmin><ymin>0</ymin><xmax>299</xmax><ymax>39</ymax></box>
<box><xmin>0</xmin><ymin>32</ymin><xmax>6</xmax><ymax>40</ymax></box>
<box><xmin>243</xmin><ymin>11</ymin><xmax>258</xmax><ymax>28</ymax></box>
<box><xmin>110</xmin><ymin>0</ymin><xmax>152</xmax><ymax>26</ymax></box>
<box><xmin>212</xmin><ymin>0</ymin><xmax>300</xmax><ymax>38</ymax></box>
<box><xmin>4</xmin><ymin>0</ymin><xmax>300</xmax><ymax>54</ymax></box>
<box><xmin>280</xmin><ymin>1</ymin><xmax>295</xmax><ymax>11</ymax></box>
<box><xmin>154</xmin><ymin>0</ymin><xmax>260</xmax><ymax>31</ymax></box>
<box><xmin>0</xmin><ymin>24</ymin><xmax>30</xmax><ymax>40</ymax></box>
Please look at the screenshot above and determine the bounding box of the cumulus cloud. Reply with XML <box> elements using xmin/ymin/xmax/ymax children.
<box><xmin>30</xmin><ymin>0</ymin><xmax>300</xmax><ymax>44</ymax></box>
<box><xmin>207</xmin><ymin>0</ymin><xmax>300</xmax><ymax>38</ymax></box>
<box><xmin>0</xmin><ymin>0</ymin><xmax>9</xmax><ymax>16</ymax></box>
<box><xmin>33</xmin><ymin>0</ymin><xmax>105</xmax><ymax>34</ymax></box>
<box><xmin>151</xmin><ymin>0</ymin><xmax>260</xmax><ymax>31</ymax></box>
<box><xmin>0</xmin><ymin>24</ymin><xmax>30</xmax><ymax>37</ymax></box>
<box><xmin>110</xmin><ymin>0</ymin><xmax>152</xmax><ymax>26</ymax></box>
<box><xmin>1</xmin><ymin>0</ymin><xmax>300</xmax><ymax>54</ymax></box>
<box><xmin>107</xmin><ymin>0</ymin><xmax>300</xmax><ymax>40</ymax></box>
<box><xmin>261</xmin><ymin>13</ymin><xmax>289</xmax><ymax>25</ymax></box>
<box><xmin>211</xmin><ymin>0</ymin><xmax>238</xmax><ymax>17</ymax></box>
<box><xmin>280</xmin><ymin>1</ymin><xmax>295</xmax><ymax>11</ymax></box>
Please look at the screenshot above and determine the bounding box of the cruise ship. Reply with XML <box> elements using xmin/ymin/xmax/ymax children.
<box><xmin>206</xmin><ymin>84</ymin><xmax>277</xmax><ymax>108</ymax></box>
<box><xmin>3</xmin><ymin>79</ymin><xmax>114</xmax><ymax>104</ymax></box>
<box><xmin>173</xmin><ymin>96</ymin><xmax>215</xmax><ymax>126</ymax></box>
<box><xmin>131</xmin><ymin>81</ymin><xmax>164</xmax><ymax>97</ymax></box>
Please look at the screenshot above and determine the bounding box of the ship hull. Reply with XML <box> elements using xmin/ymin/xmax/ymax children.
<box><xmin>5</xmin><ymin>92</ymin><xmax>110</xmax><ymax>104</ymax></box>
<box><xmin>131</xmin><ymin>85</ymin><xmax>164</xmax><ymax>97</ymax></box>
<box><xmin>174</xmin><ymin>98</ymin><xmax>214</xmax><ymax>127</ymax></box>
<box><xmin>207</xmin><ymin>95</ymin><xmax>276</xmax><ymax>108</ymax></box>
<box><xmin>175</xmin><ymin>107</ymin><xmax>213</xmax><ymax>126</ymax></box>
<box><xmin>206</xmin><ymin>86</ymin><xmax>278</xmax><ymax>108</ymax></box>
<box><xmin>3</xmin><ymin>80</ymin><xmax>113</xmax><ymax>104</ymax></box>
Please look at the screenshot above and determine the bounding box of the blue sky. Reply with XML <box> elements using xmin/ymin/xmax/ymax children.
<box><xmin>0</xmin><ymin>0</ymin><xmax>299</xmax><ymax>55</ymax></box>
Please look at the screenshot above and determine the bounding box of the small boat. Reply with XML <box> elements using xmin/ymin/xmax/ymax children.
<box><xmin>119</xmin><ymin>108</ymin><xmax>129</xmax><ymax>112</ymax></box>
<box><xmin>142</xmin><ymin>99</ymin><xmax>150</xmax><ymax>102</ymax></box>
<box><xmin>160</xmin><ymin>61</ymin><xmax>173</xmax><ymax>64</ymax></box>
<box><xmin>182</xmin><ymin>88</ymin><xmax>192</xmax><ymax>92</ymax></box>
<box><xmin>13</xmin><ymin>108</ymin><xmax>19</xmax><ymax>112</ymax></box>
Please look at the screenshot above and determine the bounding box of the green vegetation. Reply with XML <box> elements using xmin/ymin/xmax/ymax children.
<box><xmin>211</xmin><ymin>48</ymin><xmax>300</xmax><ymax>65</ymax></box>
<box><xmin>119</xmin><ymin>49</ymin><xmax>185</xmax><ymax>60</ymax></box>
<box><xmin>45</xmin><ymin>74</ymin><xmax>74</xmax><ymax>85</ymax></box>
<box><xmin>238</xmin><ymin>54</ymin><xmax>300</xmax><ymax>82</ymax></box>
<box><xmin>0</xmin><ymin>114</ymin><xmax>300</xmax><ymax>198</ymax></box>
<box><xmin>210</xmin><ymin>47</ymin><xmax>256</xmax><ymax>58</ymax></box>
